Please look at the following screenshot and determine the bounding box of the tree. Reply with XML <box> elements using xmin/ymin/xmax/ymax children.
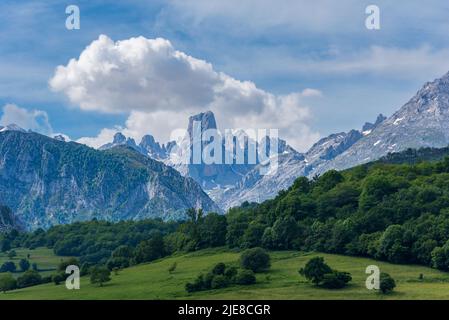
<box><xmin>272</xmin><ymin>216</ymin><xmax>299</xmax><ymax>249</ymax></box>
<box><xmin>17</xmin><ymin>270</ymin><xmax>42</xmax><ymax>288</ymax></box>
<box><xmin>0</xmin><ymin>261</ymin><xmax>16</xmax><ymax>273</ymax></box>
<box><xmin>377</xmin><ymin>225</ymin><xmax>410</xmax><ymax>263</ymax></box>
<box><xmin>133</xmin><ymin>232</ymin><xmax>165</xmax><ymax>264</ymax></box>
<box><xmin>112</xmin><ymin>245</ymin><xmax>133</xmax><ymax>259</ymax></box>
<box><xmin>240</xmin><ymin>247</ymin><xmax>271</xmax><ymax>273</ymax></box>
<box><xmin>90</xmin><ymin>266</ymin><xmax>111</xmax><ymax>287</ymax></box>
<box><xmin>199</xmin><ymin>213</ymin><xmax>227</xmax><ymax>248</ymax></box>
<box><xmin>0</xmin><ymin>273</ymin><xmax>16</xmax><ymax>293</ymax></box>
<box><xmin>106</xmin><ymin>257</ymin><xmax>129</xmax><ymax>270</ymax></box>
<box><xmin>379</xmin><ymin>272</ymin><xmax>396</xmax><ymax>294</ymax></box>
<box><xmin>299</xmin><ymin>257</ymin><xmax>332</xmax><ymax>285</ymax></box>
<box><xmin>242</xmin><ymin>222</ymin><xmax>265</xmax><ymax>248</ymax></box>
<box><xmin>19</xmin><ymin>259</ymin><xmax>30</xmax><ymax>272</ymax></box>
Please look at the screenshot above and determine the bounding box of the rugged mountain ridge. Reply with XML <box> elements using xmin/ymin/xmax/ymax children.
<box><xmin>0</xmin><ymin>130</ymin><xmax>219</xmax><ymax>230</ymax></box>
<box><xmin>99</xmin><ymin>71</ymin><xmax>449</xmax><ymax>210</ymax></box>
<box><xmin>312</xmin><ymin>71</ymin><xmax>449</xmax><ymax>175</ymax></box>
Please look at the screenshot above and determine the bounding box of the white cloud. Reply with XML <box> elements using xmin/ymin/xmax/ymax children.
<box><xmin>76</xmin><ymin>127</ymin><xmax>121</xmax><ymax>149</ymax></box>
<box><xmin>51</xmin><ymin>35</ymin><xmax>320</xmax><ymax>151</ymax></box>
<box><xmin>0</xmin><ymin>104</ymin><xmax>52</xmax><ymax>134</ymax></box>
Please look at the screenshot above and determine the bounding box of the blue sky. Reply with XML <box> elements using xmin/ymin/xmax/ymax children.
<box><xmin>1</xmin><ymin>0</ymin><xmax>449</xmax><ymax>151</ymax></box>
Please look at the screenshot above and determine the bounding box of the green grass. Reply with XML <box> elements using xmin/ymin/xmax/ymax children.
<box><xmin>0</xmin><ymin>247</ymin><xmax>72</xmax><ymax>278</ymax></box>
<box><xmin>2</xmin><ymin>248</ymin><xmax>449</xmax><ymax>299</ymax></box>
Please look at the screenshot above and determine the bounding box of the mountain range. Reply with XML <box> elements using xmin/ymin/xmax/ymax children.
<box><xmin>99</xmin><ymin>71</ymin><xmax>449</xmax><ymax>209</ymax></box>
<box><xmin>2</xmin><ymin>71</ymin><xmax>449</xmax><ymax>229</ymax></box>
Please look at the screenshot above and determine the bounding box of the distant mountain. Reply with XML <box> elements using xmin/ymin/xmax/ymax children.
<box><xmin>213</xmin><ymin>120</ymin><xmax>372</xmax><ymax>208</ymax></box>
<box><xmin>98</xmin><ymin>71</ymin><xmax>449</xmax><ymax>210</ymax></box>
<box><xmin>312</xmin><ymin>71</ymin><xmax>449</xmax><ymax>176</ymax></box>
<box><xmin>99</xmin><ymin>111</ymin><xmax>383</xmax><ymax>209</ymax></box>
<box><xmin>0</xmin><ymin>130</ymin><xmax>219</xmax><ymax>230</ymax></box>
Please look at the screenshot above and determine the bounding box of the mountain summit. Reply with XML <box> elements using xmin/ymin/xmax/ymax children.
<box><xmin>313</xmin><ymin>71</ymin><xmax>449</xmax><ymax>175</ymax></box>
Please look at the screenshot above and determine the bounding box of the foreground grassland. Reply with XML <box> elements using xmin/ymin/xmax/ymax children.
<box><xmin>2</xmin><ymin>248</ymin><xmax>449</xmax><ymax>300</ymax></box>
<box><xmin>0</xmin><ymin>247</ymin><xmax>72</xmax><ymax>278</ymax></box>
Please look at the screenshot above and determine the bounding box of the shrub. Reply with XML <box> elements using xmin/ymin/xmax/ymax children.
<box><xmin>300</xmin><ymin>257</ymin><xmax>351</xmax><ymax>289</ymax></box>
<box><xmin>17</xmin><ymin>270</ymin><xmax>42</xmax><ymax>288</ymax></box>
<box><xmin>320</xmin><ymin>271</ymin><xmax>352</xmax><ymax>289</ymax></box>
<box><xmin>168</xmin><ymin>262</ymin><xmax>177</xmax><ymax>274</ymax></box>
<box><xmin>0</xmin><ymin>273</ymin><xmax>17</xmax><ymax>293</ymax></box>
<box><xmin>185</xmin><ymin>263</ymin><xmax>257</xmax><ymax>293</ymax></box>
<box><xmin>212</xmin><ymin>262</ymin><xmax>226</xmax><ymax>275</ymax></box>
<box><xmin>211</xmin><ymin>275</ymin><xmax>228</xmax><ymax>289</ymax></box>
<box><xmin>235</xmin><ymin>269</ymin><xmax>256</xmax><ymax>285</ymax></box>
<box><xmin>240</xmin><ymin>247</ymin><xmax>271</xmax><ymax>273</ymax></box>
<box><xmin>224</xmin><ymin>266</ymin><xmax>238</xmax><ymax>279</ymax></box>
<box><xmin>379</xmin><ymin>272</ymin><xmax>396</xmax><ymax>294</ymax></box>
<box><xmin>90</xmin><ymin>266</ymin><xmax>111</xmax><ymax>287</ymax></box>
<box><xmin>299</xmin><ymin>257</ymin><xmax>332</xmax><ymax>285</ymax></box>
<box><xmin>52</xmin><ymin>272</ymin><xmax>66</xmax><ymax>285</ymax></box>
<box><xmin>0</xmin><ymin>261</ymin><xmax>16</xmax><ymax>273</ymax></box>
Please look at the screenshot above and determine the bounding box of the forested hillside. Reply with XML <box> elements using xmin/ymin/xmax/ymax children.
<box><xmin>5</xmin><ymin>152</ymin><xmax>449</xmax><ymax>286</ymax></box>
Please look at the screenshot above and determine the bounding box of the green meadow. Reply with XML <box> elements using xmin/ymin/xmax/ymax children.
<box><xmin>1</xmin><ymin>248</ymin><xmax>449</xmax><ymax>300</ymax></box>
<box><xmin>0</xmin><ymin>247</ymin><xmax>72</xmax><ymax>278</ymax></box>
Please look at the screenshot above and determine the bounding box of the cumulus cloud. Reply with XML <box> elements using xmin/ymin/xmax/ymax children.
<box><xmin>50</xmin><ymin>35</ymin><xmax>320</xmax><ymax>151</ymax></box>
<box><xmin>0</xmin><ymin>104</ymin><xmax>52</xmax><ymax>134</ymax></box>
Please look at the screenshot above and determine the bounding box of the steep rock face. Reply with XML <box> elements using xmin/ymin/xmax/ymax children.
<box><xmin>139</xmin><ymin>134</ymin><xmax>167</xmax><ymax>159</ymax></box>
<box><xmin>0</xmin><ymin>131</ymin><xmax>219</xmax><ymax>230</ymax></box>
<box><xmin>0</xmin><ymin>206</ymin><xmax>23</xmax><ymax>233</ymax></box>
<box><xmin>313</xmin><ymin>72</ymin><xmax>449</xmax><ymax>175</ymax></box>
<box><xmin>167</xmin><ymin>111</ymin><xmax>257</xmax><ymax>189</ymax></box>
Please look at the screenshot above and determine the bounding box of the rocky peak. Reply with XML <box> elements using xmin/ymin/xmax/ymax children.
<box><xmin>139</xmin><ymin>134</ymin><xmax>167</xmax><ymax>159</ymax></box>
<box><xmin>0</xmin><ymin>124</ymin><xmax>26</xmax><ymax>133</ymax></box>
<box><xmin>362</xmin><ymin>114</ymin><xmax>386</xmax><ymax>132</ymax></box>
<box><xmin>187</xmin><ymin>111</ymin><xmax>217</xmax><ymax>138</ymax></box>
<box><xmin>113</xmin><ymin>132</ymin><xmax>126</xmax><ymax>144</ymax></box>
<box><xmin>99</xmin><ymin>132</ymin><xmax>139</xmax><ymax>152</ymax></box>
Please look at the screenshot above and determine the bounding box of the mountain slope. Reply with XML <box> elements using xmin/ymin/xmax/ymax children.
<box><xmin>0</xmin><ymin>131</ymin><xmax>219</xmax><ymax>229</ymax></box>
<box><xmin>314</xmin><ymin>72</ymin><xmax>449</xmax><ymax>175</ymax></box>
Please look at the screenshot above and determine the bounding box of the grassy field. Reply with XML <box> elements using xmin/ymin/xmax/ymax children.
<box><xmin>1</xmin><ymin>248</ymin><xmax>449</xmax><ymax>300</ymax></box>
<box><xmin>0</xmin><ymin>247</ymin><xmax>72</xmax><ymax>278</ymax></box>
